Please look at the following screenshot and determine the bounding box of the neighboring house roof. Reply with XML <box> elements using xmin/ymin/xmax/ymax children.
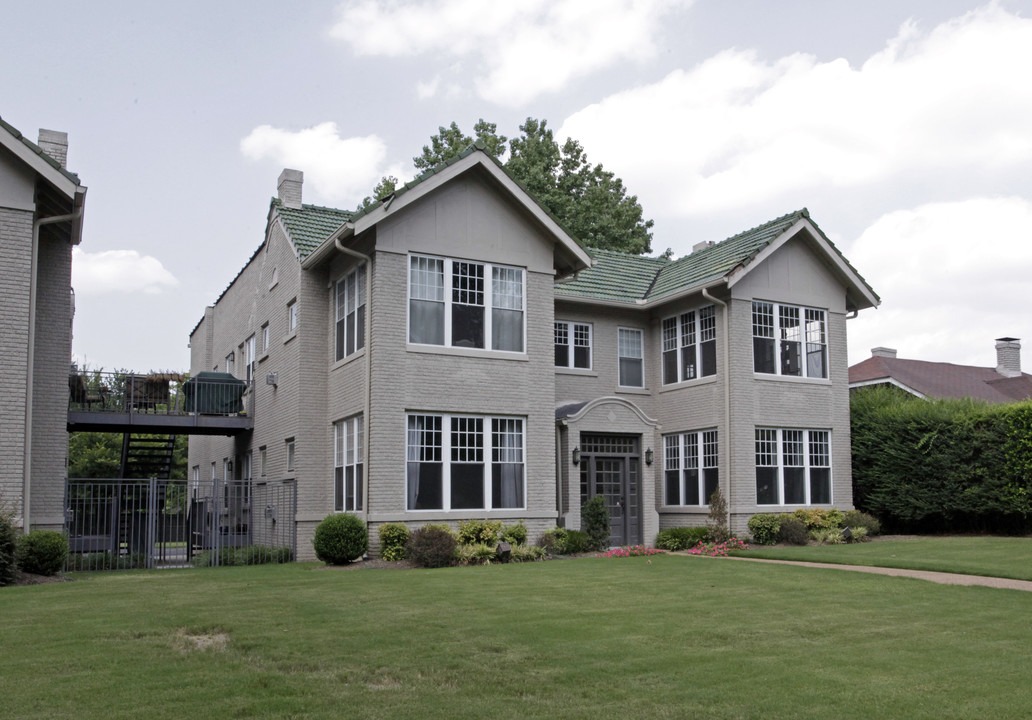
<box><xmin>849</xmin><ymin>355</ymin><xmax>1032</xmax><ymax>404</ymax></box>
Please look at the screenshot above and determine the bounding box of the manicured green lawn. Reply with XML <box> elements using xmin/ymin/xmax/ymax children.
<box><xmin>3</xmin><ymin>555</ymin><xmax>1031</xmax><ymax>719</ymax></box>
<box><xmin>737</xmin><ymin>536</ymin><xmax>1032</xmax><ymax>580</ymax></box>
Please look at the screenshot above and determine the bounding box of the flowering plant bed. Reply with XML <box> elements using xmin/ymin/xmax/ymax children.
<box><xmin>687</xmin><ymin>538</ymin><xmax>750</xmax><ymax>557</ymax></box>
<box><xmin>597</xmin><ymin>545</ymin><xmax>667</xmax><ymax>558</ymax></box>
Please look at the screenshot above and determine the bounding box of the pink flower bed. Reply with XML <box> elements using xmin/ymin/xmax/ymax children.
<box><xmin>686</xmin><ymin>538</ymin><xmax>750</xmax><ymax>557</ymax></box>
<box><xmin>597</xmin><ymin>545</ymin><xmax>667</xmax><ymax>558</ymax></box>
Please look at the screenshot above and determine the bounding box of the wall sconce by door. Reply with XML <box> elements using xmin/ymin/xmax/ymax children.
<box><xmin>572</xmin><ymin>447</ymin><xmax>581</xmax><ymax>465</ymax></box>
<box><xmin>644</xmin><ymin>448</ymin><xmax>654</xmax><ymax>466</ymax></box>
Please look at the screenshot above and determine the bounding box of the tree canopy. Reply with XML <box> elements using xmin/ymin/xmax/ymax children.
<box><xmin>366</xmin><ymin>118</ymin><xmax>654</xmax><ymax>255</ymax></box>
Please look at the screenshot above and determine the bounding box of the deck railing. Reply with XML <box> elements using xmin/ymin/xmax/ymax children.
<box><xmin>68</xmin><ymin>370</ymin><xmax>251</xmax><ymax>417</ymax></box>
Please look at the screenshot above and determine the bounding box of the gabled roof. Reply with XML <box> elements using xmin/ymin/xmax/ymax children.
<box><xmin>556</xmin><ymin>208</ymin><xmax>879</xmax><ymax>311</ymax></box>
<box><xmin>273</xmin><ymin>200</ymin><xmax>353</xmax><ymax>260</ymax></box>
<box><xmin>849</xmin><ymin>355</ymin><xmax>1032</xmax><ymax>404</ymax></box>
<box><xmin>0</xmin><ymin>115</ymin><xmax>83</xmax><ymax>198</ymax></box>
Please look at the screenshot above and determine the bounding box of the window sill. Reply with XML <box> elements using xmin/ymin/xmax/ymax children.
<box><xmin>556</xmin><ymin>367</ymin><xmax>598</xmax><ymax>377</ymax></box>
<box><xmin>283</xmin><ymin>332</ymin><xmax>297</xmax><ymax>345</ymax></box>
<box><xmin>753</xmin><ymin>373</ymin><xmax>831</xmax><ymax>386</ymax></box>
<box><xmin>657</xmin><ymin>375</ymin><xmax>718</xmax><ymax>393</ymax></box>
<box><xmin>616</xmin><ymin>386</ymin><xmax>651</xmax><ymax>395</ymax></box>
<box><xmin>331</xmin><ymin>347</ymin><xmax>366</xmax><ymax>371</ymax></box>
<box><xmin>406</xmin><ymin>344</ymin><xmax>529</xmax><ymax>362</ymax></box>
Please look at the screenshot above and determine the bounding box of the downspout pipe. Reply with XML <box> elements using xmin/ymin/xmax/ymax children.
<box><xmin>334</xmin><ymin>233</ymin><xmax>372</xmax><ymax>520</ymax></box>
<box><xmin>702</xmin><ymin>287</ymin><xmax>732</xmax><ymax>534</ymax></box>
<box><xmin>25</xmin><ymin>209</ymin><xmax>82</xmax><ymax>531</ymax></box>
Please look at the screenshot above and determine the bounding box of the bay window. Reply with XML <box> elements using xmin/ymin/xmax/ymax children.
<box><xmin>662</xmin><ymin>306</ymin><xmax>716</xmax><ymax>385</ymax></box>
<box><xmin>752</xmin><ymin>301</ymin><xmax>827</xmax><ymax>378</ymax></box>
<box><xmin>664</xmin><ymin>430</ymin><xmax>719</xmax><ymax>506</ymax></box>
<box><xmin>755</xmin><ymin>428</ymin><xmax>831</xmax><ymax>505</ymax></box>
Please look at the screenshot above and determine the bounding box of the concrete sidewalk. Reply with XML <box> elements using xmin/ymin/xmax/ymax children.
<box><xmin>729</xmin><ymin>556</ymin><xmax>1032</xmax><ymax>592</ymax></box>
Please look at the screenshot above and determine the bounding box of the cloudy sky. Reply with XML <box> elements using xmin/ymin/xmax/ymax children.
<box><xmin>4</xmin><ymin>0</ymin><xmax>1031</xmax><ymax>372</ymax></box>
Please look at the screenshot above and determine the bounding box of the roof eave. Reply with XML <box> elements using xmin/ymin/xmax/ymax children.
<box><xmin>0</xmin><ymin>123</ymin><xmax>82</xmax><ymax>200</ymax></box>
<box><xmin>300</xmin><ymin>220</ymin><xmax>355</xmax><ymax>270</ymax></box>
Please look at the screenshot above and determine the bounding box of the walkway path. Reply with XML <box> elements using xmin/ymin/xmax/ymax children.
<box><xmin>730</xmin><ymin>557</ymin><xmax>1032</xmax><ymax>592</ymax></box>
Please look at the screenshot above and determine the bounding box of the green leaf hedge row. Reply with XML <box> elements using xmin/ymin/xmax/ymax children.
<box><xmin>851</xmin><ymin>386</ymin><xmax>1032</xmax><ymax>533</ymax></box>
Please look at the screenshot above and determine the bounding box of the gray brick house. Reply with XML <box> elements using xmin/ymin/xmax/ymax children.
<box><xmin>0</xmin><ymin>117</ymin><xmax>86</xmax><ymax>531</ymax></box>
<box><xmin>189</xmin><ymin>146</ymin><xmax>878</xmax><ymax>557</ymax></box>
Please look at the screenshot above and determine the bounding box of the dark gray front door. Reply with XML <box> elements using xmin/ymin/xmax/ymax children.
<box><xmin>580</xmin><ymin>434</ymin><xmax>642</xmax><ymax>546</ymax></box>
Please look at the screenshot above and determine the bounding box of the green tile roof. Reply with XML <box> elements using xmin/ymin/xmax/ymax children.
<box><xmin>273</xmin><ymin>199</ymin><xmax>353</xmax><ymax>259</ymax></box>
<box><xmin>0</xmin><ymin>114</ymin><xmax>83</xmax><ymax>187</ymax></box>
<box><xmin>555</xmin><ymin>248</ymin><xmax>669</xmax><ymax>302</ymax></box>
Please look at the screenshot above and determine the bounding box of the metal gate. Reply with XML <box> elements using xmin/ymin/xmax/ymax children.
<box><xmin>64</xmin><ymin>478</ymin><xmax>296</xmax><ymax>570</ymax></box>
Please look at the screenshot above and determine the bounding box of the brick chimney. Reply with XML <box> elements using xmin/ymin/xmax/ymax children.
<box><xmin>871</xmin><ymin>347</ymin><xmax>897</xmax><ymax>358</ymax></box>
<box><xmin>277</xmin><ymin>169</ymin><xmax>303</xmax><ymax>209</ymax></box>
<box><xmin>692</xmin><ymin>240</ymin><xmax>715</xmax><ymax>254</ymax></box>
<box><xmin>995</xmin><ymin>337</ymin><xmax>1021</xmax><ymax>378</ymax></box>
<box><xmin>37</xmin><ymin>129</ymin><xmax>68</xmax><ymax>169</ymax></box>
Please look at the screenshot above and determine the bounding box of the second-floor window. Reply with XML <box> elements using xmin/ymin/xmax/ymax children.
<box><xmin>409</xmin><ymin>255</ymin><xmax>524</xmax><ymax>352</ymax></box>
<box><xmin>662</xmin><ymin>306</ymin><xmax>716</xmax><ymax>384</ymax></box>
<box><xmin>335</xmin><ymin>265</ymin><xmax>366</xmax><ymax>361</ymax></box>
<box><xmin>618</xmin><ymin>327</ymin><xmax>644</xmax><ymax>387</ymax></box>
<box><xmin>555</xmin><ymin>321</ymin><xmax>592</xmax><ymax>369</ymax></box>
<box><xmin>244</xmin><ymin>335</ymin><xmax>256</xmax><ymax>384</ymax></box>
<box><xmin>287</xmin><ymin>299</ymin><xmax>298</xmax><ymax>333</ymax></box>
<box><xmin>753</xmin><ymin>301</ymin><xmax>827</xmax><ymax>378</ymax></box>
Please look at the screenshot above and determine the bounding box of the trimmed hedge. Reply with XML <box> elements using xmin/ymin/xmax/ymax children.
<box><xmin>655</xmin><ymin>527</ymin><xmax>709</xmax><ymax>551</ymax></box>
<box><xmin>17</xmin><ymin>530</ymin><xmax>68</xmax><ymax>576</ymax></box>
<box><xmin>852</xmin><ymin>386</ymin><xmax>1032</xmax><ymax>533</ymax></box>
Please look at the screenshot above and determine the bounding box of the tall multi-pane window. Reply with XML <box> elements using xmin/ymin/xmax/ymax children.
<box><xmin>664</xmin><ymin>430</ymin><xmax>719</xmax><ymax>505</ymax></box>
<box><xmin>335</xmin><ymin>265</ymin><xmax>367</xmax><ymax>361</ymax></box>
<box><xmin>662</xmin><ymin>306</ymin><xmax>717</xmax><ymax>385</ymax></box>
<box><xmin>555</xmin><ymin>321</ymin><xmax>592</xmax><ymax>369</ymax></box>
<box><xmin>618</xmin><ymin>328</ymin><xmax>644</xmax><ymax>387</ymax></box>
<box><xmin>244</xmin><ymin>335</ymin><xmax>256</xmax><ymax>384</ymax></box>
<box><xmin>752</xmin><ymin>301</ymin><xmax>827</xmax><ymax>378</ymax></box>
<box><xmin>406</xmin><ymin>413</ymin><xmax>524</xmax><ymax>511</ymax></box>
<box><xmin>334</xmin><ymin>416</ymin><xmax>364</xmax><ymax>512</ymax></box>
<box><xmin>755</xmin><ymin>428</ymin><xmax>831</xmax><ymax>505</ymax></box>
<box><xmin>409</xmin><ymin>255</ymin><xmax>524</xmax><ymax>352</ymax></box>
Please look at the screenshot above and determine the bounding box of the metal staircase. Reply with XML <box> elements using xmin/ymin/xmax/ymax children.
<box><xmin>119</xmin><ymin>434</ymin><xmax>176</xmax><ymax>479</ymax></box>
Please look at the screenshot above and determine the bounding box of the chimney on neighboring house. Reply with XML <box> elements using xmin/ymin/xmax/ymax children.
<box><xmin>692</xmin><ymin>240</ymin><xmax>715</xmax><ymax>254</ymax></box>
<box><xmin>37</xmin><ymin>129</ymin><xmax>68</xmax><ymax>169</ymax></box>
<box><xmin>277</xmin><ymin>168</ymin><xmax>303</xmax><ymax>209</ymax></box>
<box><xmin>871</xmin><ymin>347</ymin><xmax>897</xmax><ymax>358</ymax></box>
<box><xmin>995</xmin><ymin>337</ymin><xmax>1022</xmax><ymax>378</ymax></box>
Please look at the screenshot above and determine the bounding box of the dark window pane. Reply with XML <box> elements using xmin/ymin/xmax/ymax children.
<box><xmin>410</xmin><ymin>300</ymin><xmax>444</xmax><ymax>345</ymax></box>
<box><xmin>703</xmin><ymin>468</ymin><xmax>719</xmax><ymax>506</ymax></box>
<box><xmin>346</xmin><ymin>310</ymin><xmax>356</xmax><ymax>356</ymax></box>
<box><xmin>335</xmin><ymin>318</ymin><xmax>347</xmax><ymax>362</ymax></box>
<box><xmin>665</xmin><ymin>470</ymin><xmax>680</xmax><ymax>505</ymax></box>
<box><xmin>784</xmin><ymin>467</ymin><xmax>805</xmax><ymax>504</ymax></box>
<box><xmin>355</xmin><ymin>464</ymin><xmax>363</xmax><ymax>511</ymax></box>
<box><xmin>345</xmin><ymin>466</ymin><xmax>355</xmax><ymax>511</ymax></box>
<box><xmin>681</xmin><ymin>344</ymin><xmax>697</xmax><ymax>380</ymax></box>
<box><xmin>781</xmin><ymin>340</ymin><xmax>802</xmax><ymax>376</ymax></box>
<box><xmin>356</xmin><ymin>306</ymin><xmax>365</xmax><ymax>352</ymax></box>
<box><xmin>451</xmin><ymin>463</ymin><xmax>484</xmax><ymax>509</ymax></box>
<box><xmin>334</xmin><ymin>467</ymin><xmax>343</xmax><ymax>512</ymax></box>
<box><xmin>620</xmin><ymin>357</ymin><xmax>643</xmax><ymax>387</ymax></box>
<box><xmin>663</xmin><ymin>348</ymin><xmax>678</xmax><ymax>385</ymax></box>
<box><xmin>492</xmin><ymin>464</ymin><xmax>524</xmax><ymax>508</ymax></box>
<box><xmin>683</xmin><ymin>469</ymin><xmax>700</xmax><ymax>505</ymax></box>
<box><xmin>810</xmin><ymin>468</ymin><xmax>830</xmax><ymax>504</ymax></box>
<box><xmin>574</xmin><ymin>345</ymin><xmax>590</xmax><ymax>369</ymax></box>
<box><xmin>452</xmin><ymin>303</ymin><xmax>484</xmax><ymax>348</ymax></box>
<box><xmin>754</xmin><ymin>337</ymin><xmax>776</xmax><ymax>373</ymax></box>
<box><xmin>756</xmin><ymin>467</ymin><xmax>778</xmax><ymax>504</ymax></box>
<box><xmin>555</xmin><ymin>343</ymin><xmax>569</xmax><ymax>367</ymax></box>
<box><xmin>701</xmin><ymin>339</ymin><xmax>717</xmax><ymax>377</ymax></box>
<box><xmin>407</xmin><ymin>462</ymin><xmax>442</xmax><ymax>509</ymax></box>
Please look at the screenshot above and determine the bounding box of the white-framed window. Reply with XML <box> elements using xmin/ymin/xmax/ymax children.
<box><xmin>755</xmin><ymin>428</ymin><xmax>832</xmax><ymax>505</ymax></box>
<box><xmin>259</xmin><ymin>446</ymin><xmax>267</xmax><ymax>477</ymax></box>
<box><xmin>244</xmin><ymin>335</ymin><xmax>256</xmax><ymax>384</ymax></box>
<box><xmin>408</xmin><ymin>255</ymin><xmax>525</xmax><ymax>352</ymax></box>
<box><xmin>287</xmin><ymin>299</ymin><xmax>298</xmax><ymax>333</ymax></box>
<box><xmin>335</xmin><ymin>265</ymin><xmax>366</xmax><ymax>361</ymax></box>
<box><xmin>242</xmin><ymin>451</ymin><xmax>252</xmax><ymax>481</ymax></box>
<box><xmin>334</xmin><ymin>415</ymin><xmax>364</xmax><ymax>512</ymax></box>
<box><xmin>406</xmin><ymin>413</ymin><xmax>525</xmax><ymax>511</ymax></box>
<box><xmin>286</xmin><ymin>438</ymin><xmax>295</xmax><ymax>472</ymax></box>
<box><xmin>225</xmin><ymin>352</ymin><xmax>235</xmax><ymax>377</ymax></box>
<box><xmin>662</xmin><ymin>306</ymin><xmax>717</xmax><ymax>385</ymax></box>
<box><xmin>752</xmin><ymin>301</ymin><xmax>827</xmax><ymax>378</ymax></box>
<box><xmin>261</xmin><ymin>323</ymin><xmax>270</xmax><ymax>353</ymax></box>
<box><xmin>555</xmin><ymin>321</ymin><xmax>592</xmax><ymax>369</ymax></box>
<box><xmin>617</xmin><ymin>327</ymin><xmax>644</xmax><ymax>387</ymax></box>
<box><xmin>191</xmin><ymin>465</ymin><xmax>200</xmax><ymax>489</ymax></box>
<box><xmin>664</xmin><ymin>430</ymin><xmax>719</xmax><ymax>506</ymax></box>
<box><xmin>210</xmin><ymin>461</ymin><xmax>216</xmax><ymax>481</ymax></box>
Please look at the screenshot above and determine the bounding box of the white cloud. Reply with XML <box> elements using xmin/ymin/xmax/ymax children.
<box><xmin>330</xmin><ymin>0</ymin><xmax>688</xmax><ymax>105</ymax></box>
<box><xmin>559</xmin><ymin>4</ymin><xmax>1032</xmax><ymax>219</ymax></box>
<box><xmin>846</xmin><ymin>197</ymin><xmax>1032</xmax><ymax>367</ymax></box>
<box><xmin>416</xmin><ymin>76</ymin><xmax>440</xmax><ymax>99</ymax></box>
<box><xmin>240</xmin><ymin>122</ymin><xmax>401</xmax><ymax>204</ymax></box>
<box><xmin>72</xmin><ymin>248</ymin><xmax>179</xmax><ymax>296</ymax></box>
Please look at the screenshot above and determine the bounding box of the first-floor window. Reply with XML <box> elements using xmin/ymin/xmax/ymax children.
<box><xmin>755</xmin><ymin>428</ymin><xmax>831</xmax><ymax>505</ymax></box>
<box><xmin>334</xmin><ymin>415</ymin><xmax>364</xmax><ymax>512</ymax></box>
<box><xmin>406</xmin><ymin>413</ymin><xmax>525</xmax><ymax>511</ymax></box>
<box><xmin>664</xmin><ymin>430</ymin><xmax>719</xmax><ymax>505</ymax></box>
<box><xmin>618</xmin><ymin>327</ymin><xmax>644</xmax><ymax>387</ymax></box>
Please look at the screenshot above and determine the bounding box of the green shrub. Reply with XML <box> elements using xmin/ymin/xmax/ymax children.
<box><xmin>455</xmin><ymin>542</ymin><xmax>497</xmax><ymax>566</ymax></box>
<box><xmin>841</xmin><ymin>510</ymin><xmax>881</xmax><ymax>536</ymax></box>
<box><xmin>406</xmin><ymin>525</ymin><xmax>458</xmax><ymax>568</ymax></box>
<box><xmin>810</xmin><ymin>528</ymin><xmax>844</xmax><ymax>545</ymax></box>
<box><xmin>0</xmin><ymin>504</ymin><xmax>17</xmax><ymax>586</ymax></box>
<box><xmin>706</xmin><ymin>487</ymin><xmax>731</xmax><ymax>543</ymax></box>
<box><xmin>747</xmin><ymin>513</ymin><xmax>783</xmax><ymax>545</ymax></box>
<box><xmin>16</xmin><ymin>530</ymin><xmax>68</xmax><ymax>576</ymax></box>
<box><xmin>792</xmin><ymin>508</ymin><xmax>843</xmax><ymax>531</ymax></box>
<box><xmin>655</xmin><ymin>526</ymin><xmax>709</xmax><ymax>551</ymax></box>
<box><xmin>582</xmin><ymin>495</ymin><xmax>610</xmax><ymax>551</ymax></box>
<box><xmin>69</xmin><ymin>551</ymin><xmax>149</xmax><ymax>571</ymax></box>
<box><xmin>846</xmin><ymin>526</ymin><xmax>869</xmax><ymax>543</ymax></box>
<box><xmin>499</xmin><ymin>521</ymin><xmax>528</xmax><ymax>545</ymax></box>
<box><xmin>378</xmin><ymin>523</ymin><xmax>410</xmax><ymax>561</ymax></box>
<box><xmin>778</xmin><ymin>518</ymin><xmax>809</xmax><ymax>546</ymax></box>
<box><xmin>510</xmin><ymin>543</ymin><xmax>545</xmax><ymax>562</ymax></box>
<box><xmin>312</xmin><ymin>513</ymin><xmax>368</xmax><ymax>565</ymax></box>
<box><xmin>541</xmin><ymin>527</ymin><xmax>592</xmax><ymax>555</ymax></box>
<box><xmin>192</xmin><ymin>546</ymin><xmax>293</xmax><ymax>567</ymax></box>
<box><xmin>457</xmin><ymin>519</ymin><xmax>503</xmax><ymax>546</ymax></box>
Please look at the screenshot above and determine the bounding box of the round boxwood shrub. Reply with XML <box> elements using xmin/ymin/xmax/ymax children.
<box><xmin>406</xmin><ymin>525</ymin><xmax>458</xmax><ymax>568</ymax></box>
<box><xmin>312</xmin><ymin>513</ymin><xmax>368</xmax><ymax>565</ymax></box>
<box><xmin>378</xmin><ymin>522</ymin><xmax>410</xmax><ymax>561</ymax></box>
<box><xmin>17</xmin><ymin>530</ymin><xmax>68</xmax><ymax>576</ymax></box>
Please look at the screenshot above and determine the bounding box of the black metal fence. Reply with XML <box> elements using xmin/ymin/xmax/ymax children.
<box><xmin>64</xmin><ymin>478</ymin><xmax>296</xmax><ymax>570</ymax></box>
<box><xmin>68</xmin><ymin>370</ymin><xmax>251</xmax><ymax>417</ymax></box>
